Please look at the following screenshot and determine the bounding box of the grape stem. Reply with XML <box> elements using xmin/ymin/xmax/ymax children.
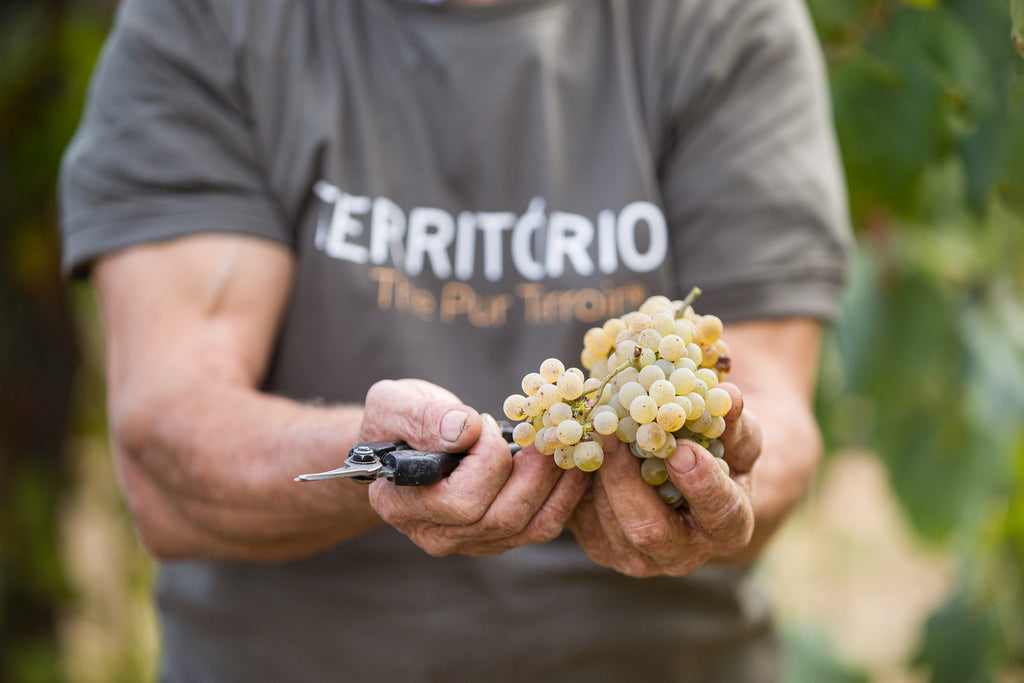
<box><xmin>676</xmin><ymin>286</ymin><xmax>702</xmax><ymax>318</ymax></box>
<box><xmin>582</xmin><ymin>346</ymin><xmax>641</xmax><ymax>422</ymax></box>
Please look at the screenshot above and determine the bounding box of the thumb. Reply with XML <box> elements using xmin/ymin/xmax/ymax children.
<box><xmin>360</xmin><ymin>379</ymin><xmax>482</xmax><ymax>452</ymax></box>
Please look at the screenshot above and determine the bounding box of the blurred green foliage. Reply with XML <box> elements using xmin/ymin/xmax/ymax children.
<box><xmin>0</xmin><ymin>1</ymin><xmax>115</xmax><ymax>681</ymax></box>
<box><xmin>810</xmin><ymin>0</ymin><xmax>1024</xmax><ymax>679</ymax></box>
<box><xmin>1</xmin><ymin>0</ymin><xmax>1023</xmax><ymax>681</ymax></box>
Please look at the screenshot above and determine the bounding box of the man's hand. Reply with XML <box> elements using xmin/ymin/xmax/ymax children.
<box><xmin>362</xmin><ymin>379</ymin><xmax>590</xmax><ymax>557</ymax></box>
<box><xmin>567</xmin><ymin>383</ymin><xmax>762</xmax><ymax>577</ymax></box>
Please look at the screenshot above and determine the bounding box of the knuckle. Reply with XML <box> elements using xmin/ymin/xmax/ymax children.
<box><xmin>621</xmin><ymin>519</ymin><xmax>672</xmax><ymax>552</ymax></box>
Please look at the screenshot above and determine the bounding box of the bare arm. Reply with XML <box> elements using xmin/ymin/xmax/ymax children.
<box><xmin>94</xmin><ymin>233</ymin><xmax>585</xmax><ymax>563</ymax></box>
<box><xmin>94</xmin><ymin>234</ymin><xmax>385</xmax><ymax>561</ymax></box>
<box><xmin>717</xmin><ymin>317</ymin><xmax>823</xmax><ymax>564</ymax></box>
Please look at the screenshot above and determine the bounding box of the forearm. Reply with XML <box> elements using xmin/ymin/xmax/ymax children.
<box><xmin>112</xmin><ymin>380</ymin><xmax>381</xmax><ymax>562</ymax></box>
<box><xmin>713</xmin><ymin>318</ymin><xmax>824</xmax><ymax>566</ymax></box>
<box><xmin>723</xmin><ymin>389</ymin><xmax>822</xmax><ymax>566</ymax></box>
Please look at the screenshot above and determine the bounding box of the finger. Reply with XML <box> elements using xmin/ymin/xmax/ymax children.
<box><xmin>486</xmin><ymin>450</ymin><xmax>590</xmax><ymax>542</ymax></box>
<box><xmin>361</xmin><ymin>379</ymin><xmax>482</xmax><ymax>453</ymax></box>
<box><xmin>413</xmin><ymin>413</ymin><xmax>515</xmax><ymax>524</ymax></box>
<box><xmin>565</xmin><ymin>483</ymin><xmax>619</xmax><ymax>569</ymax></box>
<box><xmin>591</xmin><ymin>446</ymin><xmax>690</xmax><ymax>562</ymax></box>
<box><xmin>667</xmin><ymin>440</ymin><xmax>754</xmax><ymax>543</ymax></box>
<box><xmin>717</xmin><ymin>383</ymin><xmax>761</xmax><ymax>474</ymax></box>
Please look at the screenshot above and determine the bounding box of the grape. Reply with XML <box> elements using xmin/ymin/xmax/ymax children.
<box><xmin>706</xmin><ymin>387</ymin><xmax>732</xmax><ymax>417</ymax></box>
<box><xmin>617</xmin><ymin>381</ymin><xmax>647</xmax><ymax>409</ymax></box>
<box><xmin>648</xmin><ymin>379</ymin><xmax>676</xmax><ymax>406</ymax></box>
<box><xmin>512</xmin><ymin>422</ymin><xmax>536</xmax><ymax>447</ymax></box>
<box><xmin>636</xmin><ymin>423</ymin><xmax>666</xmax><ymax>451</ymax></box>
<box><xmin>641</xmin><ymin>457</ymin><xmax>669</xmax><ymax>486</ymax></box>
<box><xmin>638</xmin><ymin>328</ymin><xmax>663</xmax><ymax>351</ymax></box>
<box><xmin>573</xmin><ymin>441</ymin><xmax>604</xmax><ymax>471</ymax></box>
<box><xmin>685</xmin><ymin>392</ymin><xmax>705</xmax><ymax>417</ymax></box>
<box><xmin>536</xmin><ymin>383</ymin><xmax>560</xmax><ymax>409</ymax></box>
<box><xmin>696</xmin><ymin>314</ymin><xmax>723</xmax><ymax>345</ymax></box>
<box><xmin>703</xmin><ymin>415</ymin><xmax>726</xmax><ymax>439</ymax></box>
<box><xmin>553</xmin><ymin>446</ymin><xmax>576</xmax><ymax>470</ymax></box>
<box><xmin>656</xmin><ymin>480</ymin><xmax>685</xmax><ymax>506</ymax></box>
<box><xmin>502</xmin><ymin>286</ymin><xmax>738</xmax><ymax>505</ymax></box>
<box><xmin>557</xmin><ymin>371</ymin><xmax>585</xmax><ymax>401</ymax></box>
<box><xmin>651</xmin><ymin>311</ymin><xmax>677</xmax><ymax>336</ymax></box>
<box><xmin>629</xmin><ymin>395</ymin><xmax>658</xmax><ymax>424</ymax></box>
<box><xmin>503</xmin><ymin>394</ymin><xmax>527</xmax><ymax>421</ymax></box>
<box><xmin>686</xmin><ymin>409</ymin><xmax>713</xmax><ymax>434</ymax></box>
<box><xmin>592</xmin><ymin>410</ymin><xmax>619</xmax><ymax>435</ymax></box>
<box><xmin>638</xmin><ymin>364</ymin><xmax>665</xmax><ymax>390</ymax></box>
<box><xmin>656</xmin><ymin>402</ymin><xmax>686</xmax><ymax>432</ymax></box>
<box><xmin>546</xmin><ymin>401</ymin><xmax>573</xmax><ymax>425</ymax></box>
<box><xmin>615</xmin><ymin>416</ymin><xmax>639</xmax><ymax>442</ymax></box>
<box><xmin>695</xmin><ymin>368</ymin><xmax>719</xmax><ymax>389</ymax></box>
<box><xmin>539</xmin><ymin>357</ymin><xmax>565</xmax><ymax>383</ymax></box>
<box><xmin>556</xmin><ymin>419</ymin><xmax>583</xmax><ymax>445</ymax></box>
<box><xmin>658</xmin><ymin>334</ymin><xmax>686</xmax><ymax>361</ymax></box>
<box><xmin>522</xmin><ymin>372</ymin><xmax>544</xmax><ymax>397</ymax></box>
<box><xmin>669</xmin><ymin>368</ymin><xmax>696</xmax><ymax>395</ymax></box>
<box><xmin>583</xmin><ymin>327</ymin><xmax>611</xmax><ymax>354</ymax></box>
<box><xmin>689</xmin><ymin>343</ymin><xmax>706</xmax><ymax>365</ymax></box>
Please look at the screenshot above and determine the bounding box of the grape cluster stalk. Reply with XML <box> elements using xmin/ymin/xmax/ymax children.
<box><xmin>502</xmin><ymin>287</ymin><xmax>733</xmax><ymax>506</ymax></box>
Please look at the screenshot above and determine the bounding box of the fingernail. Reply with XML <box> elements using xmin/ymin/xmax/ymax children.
<box><xmin>668</xmin><ymin>442</ymin><xmax>698</xmax><ymax>475</ymax></box>
<box><xmin>440</xmin><ymin>409</ymin><xmax>468</xmax><ymax>442</ymax></box>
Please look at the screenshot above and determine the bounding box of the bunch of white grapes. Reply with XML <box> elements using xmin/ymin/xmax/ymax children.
<box><xmin>502</xmin><ymin>288</ymin><xmax>733</xmax><ymax>506</ymax></box>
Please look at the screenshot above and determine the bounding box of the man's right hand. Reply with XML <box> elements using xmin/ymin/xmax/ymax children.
<box><xmin>362</xmin><ymin>379</ymin><xmax>589</xmax><ymax>556</ymax></box>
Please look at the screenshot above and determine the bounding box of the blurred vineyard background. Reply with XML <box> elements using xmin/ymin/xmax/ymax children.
<box><xmin>1</xmin><ymin>0</ymin><xmax>1023</xmax><ymax>680</ymax></box>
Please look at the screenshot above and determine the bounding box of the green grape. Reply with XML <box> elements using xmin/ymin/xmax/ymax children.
<box><xmin>556</xmin><ymin>419</ymin><xmax>583</xmax><ymax>445</ymax></box>
<box><xmin>615</xmin><ymin>416</ymin><xmax>639</xmax><ymax>442</ymax></box>
<box><xmin>686</xmin><ymin>409</ymin><xmax>713</xmax><ymax>434</ymax></box>
<box><xmin>638</xmin><ymin>328</ymin><xmax>663</xmax><ymax>351</ymax></box>
<box><xmin>638</xmin><ymin>364</ymin><xmax>665</xmax><ymax>390</ymax></box>
<box><xmin>504</xmin><ymin>287</ymin><xmax>738</xmax><ymax>505</ymax></box>
<box><xmin>522</xmin><ymin>372</ymin><xmax>545</xmax><ymax>397</ymax></box>
<box><xmin>617</xmin><ymin>381</ymin><xmax>647</xmax><ymax>409</ymax></box>
<box><xmin>651</xmin><ymin>311</ymin><xmax>677</xmax><ymax>336</ymax></box>
<box><xmin>702</xmin><ymin>415</ymin><xmax>726</xmax><ymax>439</ymax></box>
<box><xmin>656</xmin><ymin>480</ymin><xmax>684</xmax><ymax>506</ymax></box>
<box><xmin>583</xmin><ymin>327</ymin><xmax>611</xmax><ymax>355</ymax></box>
<box><xmin>641</xmin><ymin>457</ymin><xmax>669</xmax><ymax>486</ymax></box>
<box><xmin>705</xmin><ymin>387</ymin><xmax>732</xmax><ymax>417</ymax></box>
<box><xmin>503</xmin><ymin>394</ymin><xmax>527</xmax><ymax>421</ymax></box>
<box><xmin>648</xmin><ymin>379</ymin><xmax>676</xmax><ymax>406</ymax></box>
<box><xmin>554</xmin><ymin>446</ymin><xmax>577</xmax><ymax>470</ymax></box>
<box><xmin>592</xmin><ymin>410</ymin><xmax>619</xmax><ymax>435</ymax></box>
<box><xmin>658</xmin><ymin>333</ymin><xmax>686</xmax><ymax>361</ymax></box>
<box><xmin>546</xmin><ymin>401</ymin><xmax>572</xmax><ymax>425</ymax></box>
<box><xmin>656</xmin><ymin>402</ymin><xmax>686</xmax><ymax>432</ymax></box>
<box><xmin>636</xmin><ymin>422</ymin><xmax>666</xmax><ymax>451</ymax></box>
<box><xmin>573</xmin><ymin>441</ymin><xmax>604</xmax><ymax>472</ymax></box>
<box><xmin>539</xmin><ymin>357</ymin><xmax>565</xmax><ymax>383</ymax></box>
<box><xmin>536</xmin><ymin>383</ymin><xmax>560</xmax><ymax>409</ymax></box>
<box><xmin>629</xmin><ymin>395</ymin><xmax>658</xmax><ymax>424</ymax></box>
<box><xmin>669</xmin><ymin>367</ymin><xmax>696</xmax><ymax>395</ymax></box>
<box><xmin>695</xmin><ymin>367</ymin><xmax>719</xmax><ymax>388</ymax></box>
<box><xmin>696</xmin><ymin>314</ymin><xmax>723</xmax><ymax>346</ymax></box>
<box><xmin>685</xmin><ymin>392</ymin><xmax>705</xmax><ymax>417</ymax></box>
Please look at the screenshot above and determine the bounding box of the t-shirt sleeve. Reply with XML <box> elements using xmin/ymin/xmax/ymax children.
<box><xmin>58</xmin><ymin>0</ymin><xmax>288</xmax><ymax>277</ymax></box>
<box><xmin>658</xmin><ymin>0</ymin><xmax>853</xmax><ymax>323</ymax></box>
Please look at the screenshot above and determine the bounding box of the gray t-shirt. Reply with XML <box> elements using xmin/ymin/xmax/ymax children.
<box><xmin>60</xmin><ymin>0</ymin><xmax>851</xmax><ymax>680</ymax></box>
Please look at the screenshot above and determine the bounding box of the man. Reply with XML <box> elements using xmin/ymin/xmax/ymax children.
<box><xmin>60</xmin><ymin>0</ymin><xmax>851</xmax><ymax>679</ymax></box>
